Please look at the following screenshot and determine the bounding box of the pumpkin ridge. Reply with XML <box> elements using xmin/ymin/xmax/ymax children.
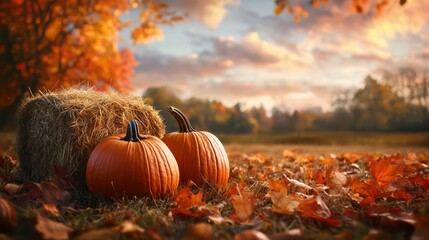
<box><xmin>143</xmin><ymin>139</ymin><xmax>155</xmax><ymax>197</ymax></box>
<box><xmin>193</xmin><ymin>132</ymin><xmax>203</xmax><ymax>183</ymax></box>
<box><xmin>202</xmin><ymin>132</ymin><xmax>218</xmax><ymax>183</ymax></box>
<box><xmin>151</xmin><ymin>139</ymin><xmax>164</xmax><ymax>196</ymax></box>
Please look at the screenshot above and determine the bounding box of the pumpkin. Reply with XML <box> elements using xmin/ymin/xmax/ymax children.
<box><xmin>0</xmin><ymin>196</ymin><xmax>16</xmax><ymax>231</ymax></box>
<box><xmin>86</xmin><ymin>120</ymin><xmax>179</xmax><ymax>198</ymax></box>
<box><xmin>162</xmin><ymin>106</ymin><xmax>229</xmax><ymax>186</ymax></box>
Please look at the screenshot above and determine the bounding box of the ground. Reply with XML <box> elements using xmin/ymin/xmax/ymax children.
<box><xmin>0</xmin><ymin>132</ymin><xmax>428</xmax><ymax>239</ymax></box>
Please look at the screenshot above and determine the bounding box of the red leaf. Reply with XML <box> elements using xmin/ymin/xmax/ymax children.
<box><xmin>40</xmin><ymin>181</ymin><xmax>71</xmax><ymax>205</ymax></box>
<box><xmin>17</xmin><ymin>182</ymin><xmax>43</xmax><ymax>203</ymax></box>
<box><xmin>297</xmin><ymin>196</ymin><xmax>339</xmax><ymax>227</ymax></box>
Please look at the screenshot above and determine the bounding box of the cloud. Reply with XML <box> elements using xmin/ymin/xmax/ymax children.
<box><xmin>161</xmin><ymin>0</ymin><xmax>239</xmax><ymax>29</ymax></box>
<box><xmin>131</xmin><ymin>0</ymin><xmax>429</xmax><ymax>111</ymax></box>
<box><xmin>134</xmin><ymin>32</ymin><xmax>302</xmax><ymax>82</ymax></box>
<box><xmin>184</xmin><ymin>79</ymin><xmax>344</xmax><ymax>111</ymax></box>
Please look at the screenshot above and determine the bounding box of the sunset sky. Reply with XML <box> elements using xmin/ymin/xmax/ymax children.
<box><xmin>120</xmin><ymin>0</ymin><xmax>429</xmax><ymax>112</ymax></box>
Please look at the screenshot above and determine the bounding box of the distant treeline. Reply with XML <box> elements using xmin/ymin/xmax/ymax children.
<box><xmin>144</xmin><ymin>67</ymin><xmax>429</xmax><ymax>133</ymax></box>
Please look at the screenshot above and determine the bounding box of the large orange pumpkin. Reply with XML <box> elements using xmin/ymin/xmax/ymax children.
<box><xmin>162</xmin><ymin>107</ymin><xmax>229</xmax><ymax>186</ymax></box>
<box><xmin>86</xmin><ymin>120</ymin><xmax>179</xmax><ymax>198</ymax></box>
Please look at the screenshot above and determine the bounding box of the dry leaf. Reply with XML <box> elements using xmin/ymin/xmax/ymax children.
<box><xmin>40</xmin><ymin>181</ymin><xmax>71</xmax><ymax>205</ymax></box>
<box><xmin>234</xmin><ymin>230</ymin><xmax>270</xmax><ymax>240</ymax></box>
<box><xmin>119</xmin><ymin>221</ymin><xmax>145</xmax><ymax>239</ymax></box>
<box><xmin>370</xmin><ymin>156</ymin><xmax>403</xmax><ymax>190</ymax></box>
<box><xmin>4</xmin><ymin>183</ymin><xmax>22</xmax><ymax>196</ymax></box>
<box><xmin>269</xmin><ymin>190</ymin><xmax>299</xmax><ymax>214</ymax></box>
<box><xmin>182</xmin><ymin>223</ymin><xmax>214</xmax><ymax>240</ymax></box>
<box><xmin>230</xmin><ymin>188</ymin><xmax>257</xmax><ymax>223</ymax></box>
<box><xmin>35</xmin><ymin>214</ymin><xmax>73</xmax><ymax>240</ymax></box>
<box><xmin>42</xmin><ymin>203</ymin><xmax>60</xmax><ymax>217</ymax></box>
<box><xmin>171</xmin><ymin>187</ymin><xmax>207</xmax><ymax>218</ymax></box>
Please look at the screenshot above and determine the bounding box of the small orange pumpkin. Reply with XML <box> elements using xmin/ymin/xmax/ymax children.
<box><xmin>162</xmin><ymin>107</ymin><xmax>229</xmax><ymax>186</ymax></box>
<box><xmin>86</xmin><ymin>120</ymin><xmax>179</xmax><ymax>198</ymax></box>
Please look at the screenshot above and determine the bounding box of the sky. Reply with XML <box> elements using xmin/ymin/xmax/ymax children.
<box><xmin>119</xmin><ymin>0</ymin><xmax>429</xmax><ymax>112</ymax></box>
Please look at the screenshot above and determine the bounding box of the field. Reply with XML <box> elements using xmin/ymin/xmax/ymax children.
<box><xmin>0</xmin><ymin>132</ymin><xmax>429</xmax><ymax>239</ymax></box>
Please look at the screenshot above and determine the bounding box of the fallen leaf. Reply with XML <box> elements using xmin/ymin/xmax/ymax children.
<box><xmin>234</xmin><ymin>230</ymin><xmax>270</xmax><ymax>240</ymax></box>
<box><xmin>35</xmin><ymin>214</ymin><xmax>73</xmax><ymax>240</ymax></box>
<box><xmin>119</xmin><ymin>221</ymin><xmax>145</xmax><ymax>239</ymax></box>
<box><xmin>40</xmin><ymin>181</ymin><xmax>71</xmax><ymax>205</ymax></box>
<box><xmin>348</xmin><ymin>178</ymin><xmax>382</xmax><ymax>200</ymax></box>
<box><xmin>283</xmin><ymin>149</ymin><xmax>296</xmax><ymax>159</ymax></box>
<box><xmin>4</xmin><ymin>183</ymin><xmax>22</xmax><ymax>196</ymax></box>
<box><xmin>17</xmin><ymin>182</ymin><xmax>43</xmax><ymax>203</ymax></box>
<box><xmin>41</xmin><ymin>203</ymin><xmax>60</xmax><ymax>217</ymax></box>
<box><xmin>369</xmin><ymin>156</ymin><xmax>403</xmax><ymax>190</ymax></box>
<box><xmin>269</xmin><ymin>190</ymin><xmax>299</xmax><ymax>214</ymax></box>
<box><xmin>297</xmin><ymin>196</ymin><xmax>339</xmax><ymax>227</ymax></box>
<box><xmin>341</xmin><ymin>152</ymin><xmax>362</xmax><ymax>163</ymax></box>
<box><xmin>268</xmin><ymin>178</ymin><xmax>287</xmax><ymax>192</ymax></box>
<box><xmin>269</xmin><ymin>228</ymin><xmax>303</xmax><ymax>240</ymax></box>
<box><xmin>230</xmin><ymin>187</ymin><xmax>257</xmax><ymax>223</ymax></box>
<box><xmin>182</xmin><ymin>223</ymin><xmax>214</xmax><ymax>240</ymax></box>
<box><xmin>284</xmin><ymin>176</ymin><xmax>314</xmax><ymax>192</ymax></box>
<box><xmin>171</xmin><ymin>187</ymin><xmax>207</xmax><ymax>218</ymax></box>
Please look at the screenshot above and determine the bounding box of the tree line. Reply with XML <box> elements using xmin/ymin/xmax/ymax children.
<box><xmin>144</xmin><ymin>67</ymin><xmax>429</xmax><ymax>133</ymax></box>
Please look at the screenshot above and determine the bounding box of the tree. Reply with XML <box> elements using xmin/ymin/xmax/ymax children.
<box><xmin>350</xmin><ymin>76</ymin><xmax>408</xmax><ymax>131</ymax></box>
<box><xmin>143</xmin><ymin>86</ymin><xmax>184</xmax><ymax>132</ymax></box>
<box><xmin>382</xmin><ymin>67</ymin><xmax>429</xmax><ymax>129</ymax></box>
<box><xmin>0</xmin><ymin>0</ymin><xmax>181</xmax><ymax>128</ymax></box>
<box><xmin>274</xmin><ymin>0</ymin><xmax>407</xmax><ymax>21</ymax></box>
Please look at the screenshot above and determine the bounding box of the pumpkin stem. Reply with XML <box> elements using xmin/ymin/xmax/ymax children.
<box><xmin>121</xmin><ymin>120</ymin><xmax>146</xmax><ymax>142</ymax></box>
<box><xmin>167</xmin><ymin>106</ymin><xmax>196</xmax><ymax>133</ymax></box>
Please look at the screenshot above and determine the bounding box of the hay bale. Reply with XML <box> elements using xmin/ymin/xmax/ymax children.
<box><xmin>16</xmin><ymin>89</ymin><xmax>165</xmax><ymax>185</ymax></box>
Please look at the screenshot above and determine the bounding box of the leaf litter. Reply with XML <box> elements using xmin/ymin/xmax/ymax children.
<box><xmin>0</xmin><ymin>145</ymin><xmax>429</xmax><ymax>239</ymax></box>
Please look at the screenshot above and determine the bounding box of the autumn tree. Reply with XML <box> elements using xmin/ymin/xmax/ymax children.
<box><xmin>274</xmin><ymin>0</ymin><xmax>407</xmax><ymax>21</ymax></box>
<box><xmin>0</xmin><ymin>0</ymin><xmax>181</xmax><ymax>128</ymax></box>
<box><xmin>143</xmin><ymin>86</ymin><xmax>184</xmax><ymax>132</ymax></box>
<box><xmin>349</xmin><ymin>76</ymin><xmax>409</xmax><ymax>131</ymax></box>
<box><xmin>382</xmin><ymin>67</ymin><xmax>429</xmax><ymax>129</ymax></box>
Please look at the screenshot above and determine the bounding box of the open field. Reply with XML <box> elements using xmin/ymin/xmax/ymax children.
<box><xmin>219</xmin><ymin>132</ymin><xmax>429</xmax><ymax>147</ymax></box>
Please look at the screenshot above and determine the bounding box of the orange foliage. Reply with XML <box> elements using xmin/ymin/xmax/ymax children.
<box><xmin>369</xmin><ymin>155</ymin><xmax>404</xmax><ymax>190</ymax></box>
<box><xmin>0</xmin><ymin>0</ymin><xmax>181</xmax><ymax>109</ymax></box>
<box><xmin>275</xmin><ymin>0</ymin><xmax>406</xmax><ymax>17</ymax></box>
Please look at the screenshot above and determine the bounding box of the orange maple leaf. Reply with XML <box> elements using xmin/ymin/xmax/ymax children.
<box><xmin>171</xmin><ymin>187</ymin><xmax>206</xmax><ymax>218</ymax></box>
<box><xmin>369</xmin><ymin>156</ymin><xmax>404</xmax><ymax>190</ymax></box>
<box><xmin>349</xmin><ymin>178</ymin><xmax>382</xmax><ymax>199</ymax></box>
